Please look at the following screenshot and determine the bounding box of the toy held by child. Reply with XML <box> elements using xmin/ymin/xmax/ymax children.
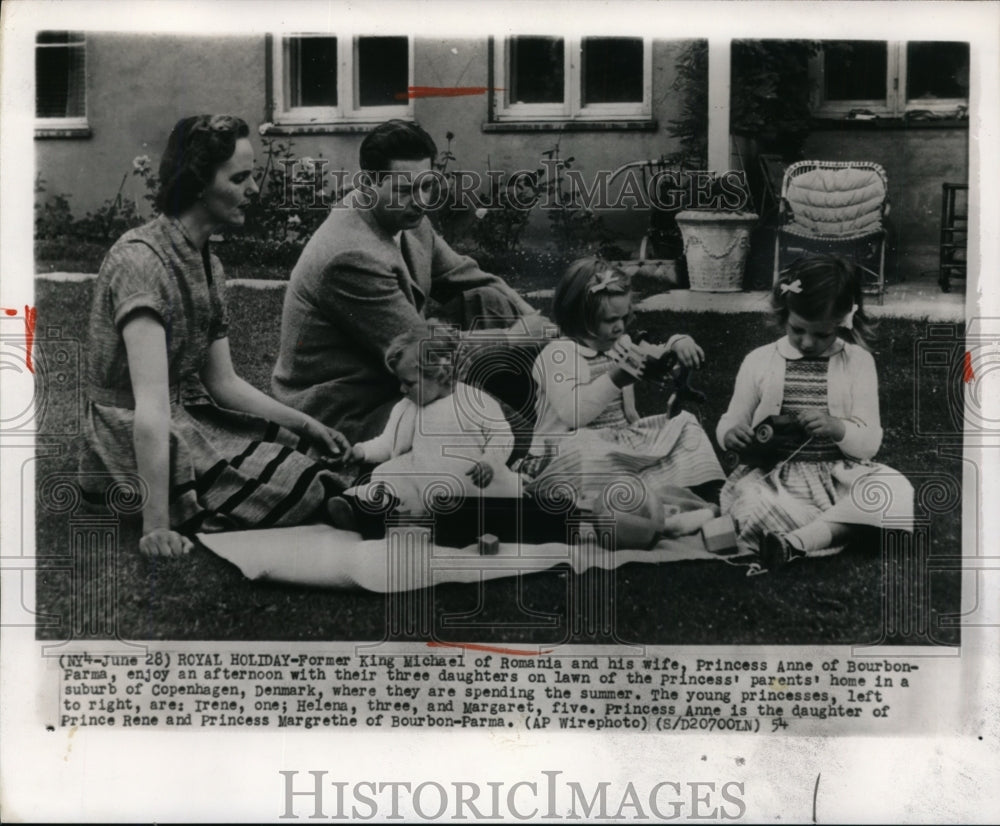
<box><xmin>525</xmin><ymin>257</ymin><xmax>724</xmax><ymax>530</ymax></box>
<box><xmin>716</xmin><ymin>256</ymin><xmax>914</xmax><ymax>569</ymax></box>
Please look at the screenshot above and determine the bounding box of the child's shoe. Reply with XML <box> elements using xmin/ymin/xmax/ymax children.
<box><xmin>760</xmin><ymin>531</ymin><xmax>806</xmax><ymax>571</ymax></box>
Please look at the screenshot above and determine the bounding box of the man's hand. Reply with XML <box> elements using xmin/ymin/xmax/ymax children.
<box><xmin>722</xmin><ymin>423</ymin><xmax>754</xmax><ymax>450</ymax></box>
<box><xmin>796</xmin><ymin>410</ymin><xmax>846</xmax><ymax>441</ymax></box>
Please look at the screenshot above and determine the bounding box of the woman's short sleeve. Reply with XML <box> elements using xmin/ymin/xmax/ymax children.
<box><xmin>207</xmin><ymin>252</ymin><xmax>230</xmax><ymax>340</ymax></box>
<box><xmin>103</xmin><ymin>241</ymin><xmax>171</xmax><ymax>330</ymax></box>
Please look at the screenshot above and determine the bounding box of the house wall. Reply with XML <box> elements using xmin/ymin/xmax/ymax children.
<box><xmin>803</xmin><ymin>124</ymin><xmax>969</xmax><ymax>253</ymax></box>
<box><xmin>36</xmin><ymin>34</ymin><xmax>268</xmax><ymax>221</ymax></box>
<box><xmin>36</xmin><ymin>34</ymin><xmax>689</xmax><ymax>245</ymax></box>
<box><xmin>35</xmin><ymin>34</ymin><xmax>968</xmax><ymax>260</ymax></box>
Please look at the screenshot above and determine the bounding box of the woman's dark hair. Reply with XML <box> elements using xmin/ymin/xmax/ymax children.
<box><xmin>772</xmin><ymin>255</ymin><xmax>876</xmax><ymax>350</ymax></box>
<box><xmin>156</xmin><ymin>114</ymin><xmax>250</xmax><ymax>216</ymax></box>
<box><xmin>359</xmin><ymin>119</ymin><xmax>438</xmax><ymax>183</ymax></box>
<box><xmin>552</xmin><ymin>257</ymin><xmax>633</xmax><ymax>341</ymax></box>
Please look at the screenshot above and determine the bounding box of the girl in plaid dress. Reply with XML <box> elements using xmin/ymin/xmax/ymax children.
<box><xmin>526</xmin><ymin>258</ymin><xmax>724</xmax><ymax>518</ymax></box>
<box><xmin>717</xmin><ymin>256</ymin><xmax>914</xmax><ymax>568</ymax></box>
<box><xmin>81</xmin><ymin>115</ymin><xmax>351</xmax><ymax>557</ymax></box>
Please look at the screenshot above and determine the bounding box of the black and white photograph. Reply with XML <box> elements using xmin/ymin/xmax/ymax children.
<box><xmin>2</xmin><ymin>0</ymin><xmax>998</xmax><ymax>822</ymax></box>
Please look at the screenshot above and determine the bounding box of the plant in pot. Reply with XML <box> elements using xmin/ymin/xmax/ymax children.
<box><xmin>664</xmin><ymin>39</ymin><xmax>819</xmax><ymax>290</ymax></box>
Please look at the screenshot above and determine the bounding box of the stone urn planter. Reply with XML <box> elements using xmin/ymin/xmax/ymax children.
<box><xmin>675</xmin><ymin>211</ymin><xmax>758</xmax><ymax>292</ymax></box>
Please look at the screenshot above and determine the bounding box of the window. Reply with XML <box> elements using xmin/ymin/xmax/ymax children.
<box><xmin>35</xmin><ymin>31</ymin><xmax>87</xmax><ymax>132</ymax></box>
<box><xmin>272</xmin><ymin>34</ymin><xmax>412</xmax><ymax>127</ymax></box>
<box><xmin>493</xmin><ymin>36</ymin><xmax>652</xmax><ymax>123</ymax></box>
<box><xmin>811</xmin><ymin>40</ymin><xmax>969</xmax><ymax>117</ymax></box>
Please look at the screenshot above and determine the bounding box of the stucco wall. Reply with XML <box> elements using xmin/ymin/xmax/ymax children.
<box><xmin>36</xmin><ymin>34</ymin><xmax>968</xmax><ymax>256</ymax></box>
<box><xmin>36</xmin><ymin>34</ymin><xmax>267</xmax><ymax>222</ymax></box>
<box><xmin>803</xmin><ymin>124</ymin><xmax>969</xmax><ymax>253</ymax></box>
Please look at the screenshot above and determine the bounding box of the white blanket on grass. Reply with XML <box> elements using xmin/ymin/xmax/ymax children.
<box><xmin>197</xmin><ymin>524</ymin><xmax>724</xmax><ymax>592</ymax></box>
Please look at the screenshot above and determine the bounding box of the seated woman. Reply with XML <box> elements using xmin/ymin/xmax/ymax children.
<box><xmin>80</xmin><ymin>114</ymin><xmax>351</xmax><ymax>557</ymax></box>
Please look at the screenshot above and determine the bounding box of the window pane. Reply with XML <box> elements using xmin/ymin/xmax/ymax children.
<box><xmin>36</xmin><ymin>41</ymin><xmax>85</xmax><ymax>118</ymax></box>
<box><xmin>509</xmin><ymin>37</ymin><xmax>564</xmax><ymax>104</ymax></box>
<box><xmin>907</xmin><ymin>42</ymin><xmax>969</xmax><ymax>100</ymax></box>
<box><xmin>288</xmin><ymin>36</ymin><xmax>337</xmax><ymax>108</ymax></box>
<box><xmin>823</xmin><ymin>41</ymin><xmax>887</xmax><ymax>101</ymax></box>
<box><xmin>357</xmin><ymin>36</ymin><xmax>408</xmax><ymax>107</ymax></box>
<box><xmin>37</xmin><ymin>31</ymin><xmax>84</xmax><ymax>44</ymax></box>
<box><xmin>582</xmin><ymin>37</ymin><xmax>643</xmax><ymax>104</ymax></box>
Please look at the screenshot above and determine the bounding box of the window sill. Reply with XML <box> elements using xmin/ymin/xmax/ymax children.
<box><xmin>34</xmin><ymin>124</ymin><xmax>91</xmax><ymax>139</ymax></box>
<box><xmin>482</xmin><ymin>119</ymin><xmax>658</xmax><ymax>133</ymax></box>
<box><xmin>263</xmin><ymin>121</ymin><xmax>413</xmax><ymax>137</ymax></box>
<box><xmin>810</xmin><ymin>117</ymin><xmax>969</xmax><ymax>131</ymax></box>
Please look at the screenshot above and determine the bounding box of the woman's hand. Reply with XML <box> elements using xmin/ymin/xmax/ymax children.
<box><xmin>670</xmin><ymin>335</ymin><xmax>704</xmax><ymax>369</ymax></box>
<box><xmin>139</xmin><ymin>528</ymin><xmax>193</xmax><ymax>558</ymax></box>
<box><xmin>466</xmin><ymin>461</ymin><xmax>494</xmax><ymax>488</ymax></box>
<box><xmin>722</xmin><ymin>423</ymin><xmax>754</xmax><ymax>450</ymax></box>
<box><xmin>300</xmin><ymin>417</ymin><xmax>351</xmax><ymax>462</ymax></box>
<box><xmin>796</xmin><ymin>410</ymin><xmax>846</xmax><ymax>441</ymax></box>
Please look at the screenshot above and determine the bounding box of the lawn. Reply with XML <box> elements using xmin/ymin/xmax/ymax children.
<box><xmin>31</xmin><ymin>273</ymin><xmax>964</xmax><ymax>645</ymax></box>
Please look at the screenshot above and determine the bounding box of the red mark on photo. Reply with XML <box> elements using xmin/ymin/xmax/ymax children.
<box><xmin>396</xmin><ymin>86</ymin><xmax>502</xmax><ymax>100</ymax></box>
<box><xmin>1</xmin><ymin>305</ymin><xmax>37</xmax><ymax>373</ymax></box>
<box><xmin>963</xmin><ymin>351</ymin><xmax>974</xmax><ymax>383</ymax></box>
<box><xmin>426</xmin><ymin>641</ymin><xmax>552</xmax><ymax>656</ymax></box>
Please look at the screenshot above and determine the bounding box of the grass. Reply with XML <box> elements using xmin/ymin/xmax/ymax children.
<box><xmin>32</xmin><ymin>273</ymin><xmax>964</xmax><ymax>645</ymax></box>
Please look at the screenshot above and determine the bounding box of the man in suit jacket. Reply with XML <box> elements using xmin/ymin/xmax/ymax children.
<box><xmin>272</xmin><ymin>120</ymin><xmax>546</xmax><ymax>442</ymax></box>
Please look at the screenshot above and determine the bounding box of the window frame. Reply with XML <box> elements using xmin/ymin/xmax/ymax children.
<box><xmin>810</xmin><ymin>40</ymin><xmax>969</xmax><ymax>118</ymax></box>
<box><xmin>271</xmin><ymin>33</ymin><xmax>414</xmax><ymax>127</ymax></box>
<box><xmin>492</xmin><ymin>35</ymin><xmax>653</xmax><ymax>123</ymax></box>
<box><xmin>34</xmin><ymin>31</ymin><xmax>89</xmax><ymax>135</ymax></box>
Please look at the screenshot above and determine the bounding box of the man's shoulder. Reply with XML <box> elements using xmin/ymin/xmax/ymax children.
<box><xmin>291</xmin><ymin>204</ymin><xmax>396</xmax><ymax>281</ymax></box>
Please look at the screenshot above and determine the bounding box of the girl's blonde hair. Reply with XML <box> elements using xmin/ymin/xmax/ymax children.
<box><xmin>552</xmin><ymin>257</ymin><xmax>632</xmax><ymax>341</ymax></box>
<box><xmin>384</xmin><ymin>324</ymin><xmax>461</xmax><ymax>386</ymax></box>
<box><xmin>772</xmin><ymin>256</ymin><xmax>876</xmax><ymax>350</ymax></box>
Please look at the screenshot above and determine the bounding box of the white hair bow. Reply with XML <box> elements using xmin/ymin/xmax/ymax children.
<box><xmin>588</xmin><ymin>268</ymin><xmax>625</xmax><ymax>295</ymax></box>
<box><xmin>841</xmin><ymin>303</ymin><xmax>858</xmax><ymax>330</ymax></box>
<box><xmin>779</xmin><ymin>279</ymin><xmax>803</xmax><ymax>295</ymax></box>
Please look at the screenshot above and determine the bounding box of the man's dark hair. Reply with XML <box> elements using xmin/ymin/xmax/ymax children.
<box><xmin>359</xmin><ymin>119</ymin><xmax>438</xmax><ymax>181</ymax></box>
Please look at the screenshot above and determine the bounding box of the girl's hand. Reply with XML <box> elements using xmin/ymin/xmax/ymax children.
<box><xmin>722</xmin><ymin>424</ymin><xmax>754</xmax><ymax>450</ymax></box>
<box><xmin>796</xmin><ymin>410</ymin><xmax>846</xmax><ymax>441</ymax></box>
<box><xmin>350</xmin><ymin>443</ymin><xmax>367</xmax><ymax>462</ymax></box>
<box><xmin>670</xmin><ymin>335</ymin><xmax>704</xmax><ymax>369</ymax></box>
<box><xmin>301</xmin><ymin>417</ymin><xmax>351</xmax><ymax>462</ymax></box>
<box><xmin>139</xmin><ymin>528</ymin><xmax>193</xmax><ymax>558</ymax></box>
<box><xmin>466</xmin><ymin>461</ymin><xmax>494</xmax><ymax>488</ymax></box>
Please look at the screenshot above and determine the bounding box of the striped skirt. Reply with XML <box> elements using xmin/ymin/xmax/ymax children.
<box><xmin>81</xmin><ymin>401</ymin><xmax>347</xmax><ymax>534</ymax></box>
<box><xmin>527</xmin><ymin>410</ymin><xmax>724</xmax><ymax>506</ymax></box>
<box><xmin>721</xmin><ymin>458</ymin><xmax>914</xmax><ymax>556</ymax></box>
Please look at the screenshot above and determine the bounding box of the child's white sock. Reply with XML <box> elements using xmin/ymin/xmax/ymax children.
<box><xmin>785</xmin><ymin>522</ymin><xmax>834</xmax><ymax>552</ymax></box>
